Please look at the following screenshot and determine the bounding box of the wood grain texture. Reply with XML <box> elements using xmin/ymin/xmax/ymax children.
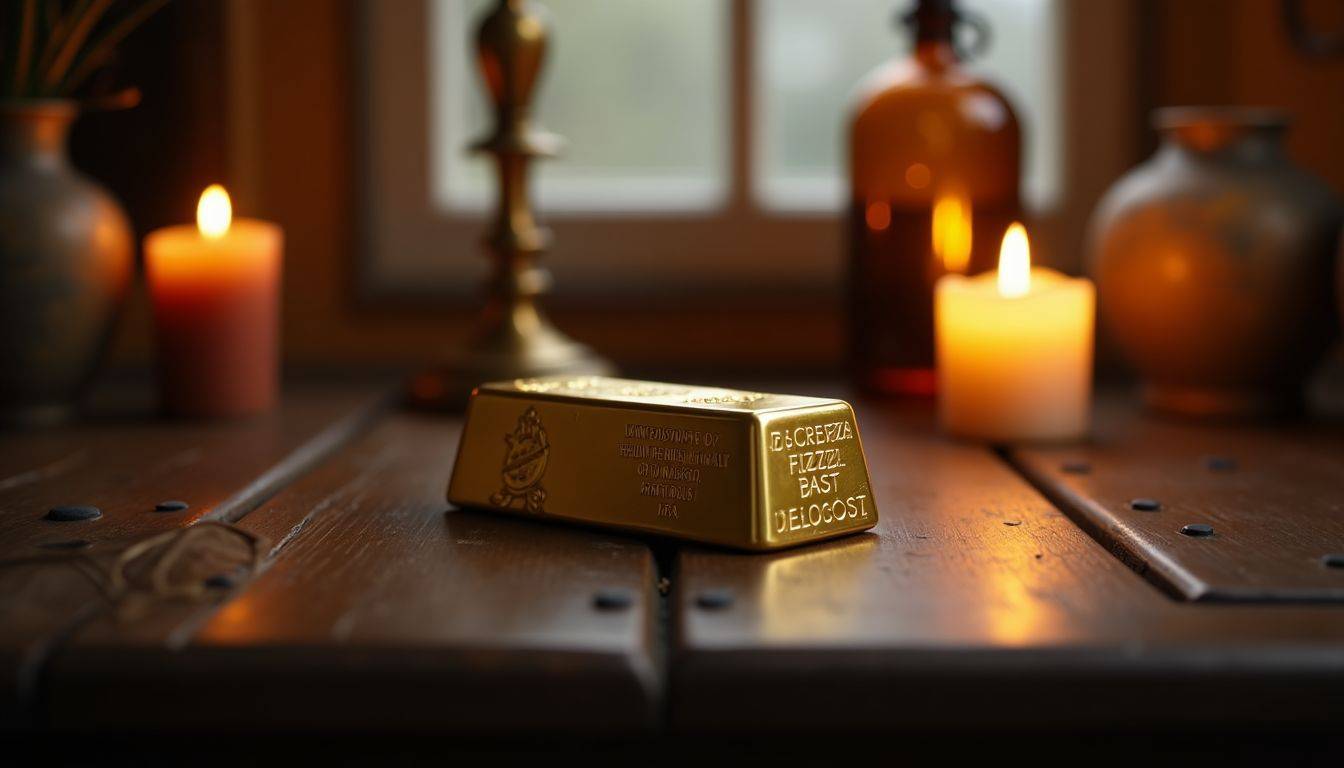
<box><xmin>1010</xmin><ymin>401</ymin><xmax>1344</xmax><ymax>602</ymax></box>
<box><xmin>671</xmin><ymin>398</ymin><xmax>1344</xmax><ymax>731</ymax></box>
<box><xmin>0</xmin><ymin>384</ymin><xmax>385</xmax><ymax>727</ymax></box>
<box><xmin>18</xmin><ymin>381</ymin><xmax>1344</xmax><ymax>736</ymax></box>
<box><xmin>45</xmin><ymin>414</ymin><xmax>661</xmax><ymax>733</ymax></box>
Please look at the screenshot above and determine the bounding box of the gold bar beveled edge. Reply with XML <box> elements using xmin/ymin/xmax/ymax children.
<box><xmin>751</xmin><ymin>401</ymin><xmax>879</xmax><ymax>550</ymax></box>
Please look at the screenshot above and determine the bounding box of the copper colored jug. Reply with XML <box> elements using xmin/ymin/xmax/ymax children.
<box><xmin>847</xmin><ymin>0</ymin><xmax>1021</xmax><ymax>397</ymax></box>
<box><xmin>1088</xmin><ymin>107</ymin><xmax>1341</xmax><ymax>418</ymax></box>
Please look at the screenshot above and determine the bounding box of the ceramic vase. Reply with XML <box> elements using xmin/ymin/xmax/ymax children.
<box><xmin>0</xmin><ymin>101</ymin><xmax>134</xmax><ymax>426</ymax></box>
<box><xmin>1088</xmin><ymin>107</ymin><xmax>1341</xmax><ymax>418</ymax></box>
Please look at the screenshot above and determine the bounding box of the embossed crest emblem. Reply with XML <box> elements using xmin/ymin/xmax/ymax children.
<box><xmin>490</xmin><ymin>407</ymin><xmax>549</xmax><ymax>513</ymax></box>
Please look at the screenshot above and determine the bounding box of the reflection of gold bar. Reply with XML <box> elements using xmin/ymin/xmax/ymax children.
<box><xmin>448</xmin><ymin>377</ymin><xmax>878</xmax><ymax>550</ymax></box>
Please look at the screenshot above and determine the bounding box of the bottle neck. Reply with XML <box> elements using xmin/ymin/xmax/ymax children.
<box><xmin>913</xmin><ymin>39</ymin><xmax>960</xmax><ymax>69</ymax></box>
<box><xmin>0</xmin><ymin>104</ymin><xmax>74</xmax><ymax>170</ymax></box>
<box><xmin>1154</xmin><ymin>108</ymin><xmax>1289</xmax><ymax>164</ymax></box>
<box><xmin>904</xmin><ymin>0</ymin><xmax>962</xmax><ymax>69</ymax></box>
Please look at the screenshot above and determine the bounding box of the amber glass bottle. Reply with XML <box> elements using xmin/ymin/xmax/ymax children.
<box><xmin>848</xmin><ymin>0</ymin><xmax>1021</xmax><ymax>396</ymax></box>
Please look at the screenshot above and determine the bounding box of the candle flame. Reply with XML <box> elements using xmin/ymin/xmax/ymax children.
<box><xmin>197</xmin><ymin>184</ymin><xmax>232</xmax><ymax>239</ymax></box>
<box><xmin>997</xmin><ymin>222</ymin><xmax>1031</xmax><ymax>298</ymax></box>
<box><xmin>931</xmin><ymin>191</ymin><xmax>972</xmax><ymax>274</ymax></box>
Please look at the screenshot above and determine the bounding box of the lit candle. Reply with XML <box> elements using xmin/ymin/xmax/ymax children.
<box><xmin>935</xmin><ymin>223</ymin><xmax>1094</xmax><ymax>442</ymax></box>
<box><xmin>144</xmin><ymin>185</ymin><xmax>283</xmax><ymax>417</ymax></box>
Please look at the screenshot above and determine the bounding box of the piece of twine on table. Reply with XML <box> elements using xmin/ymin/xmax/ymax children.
<box><xmin>6</xmin><ymin>521</ymin><xmax>269</xmax><ymax>623</ymax></box>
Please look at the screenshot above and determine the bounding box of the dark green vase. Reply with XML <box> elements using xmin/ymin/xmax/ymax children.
<box><xmin>0</xmin><ymin>101</ymin><xmax>133</xmax><ymax>426</ymax></box>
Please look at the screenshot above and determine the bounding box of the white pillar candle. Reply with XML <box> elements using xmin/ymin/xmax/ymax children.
<box><xmin>935</xmin><ymin>223</ymin><xmax>1094</xmax><ymax>442</ymax></box>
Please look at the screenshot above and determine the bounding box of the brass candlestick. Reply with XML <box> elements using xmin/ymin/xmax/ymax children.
<box><xmin>410</xmin><ymin>0</ymin><xmax>614</xmax><ymax>409</ymax></box>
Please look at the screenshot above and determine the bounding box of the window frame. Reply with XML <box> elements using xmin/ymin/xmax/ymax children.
<box><xmin>353</xmin><ymin>0</ymin><xmax>1134</xmax><ymax>307</ymax></box>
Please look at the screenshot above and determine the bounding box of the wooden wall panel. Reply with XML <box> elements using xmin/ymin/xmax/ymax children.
<box><xmin>1149</xmin><ymin>0</ymin><xmax>1344</xmax><ymax>193</ymax></box>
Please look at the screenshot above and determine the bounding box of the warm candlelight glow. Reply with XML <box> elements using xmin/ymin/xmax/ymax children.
<box><xmin>935</xmin><ymin>216</ymin><xmax>1094</xmax><ymax>442</ymax></box>
<box><xmin>932</xmin><ymin>191</ymin><xmax>972</xmax><ymax>274</ymax></box>
<box><xmin>997</xmin><ymin>222</ymin><xmax>1030</xmax><ymax>298</ymax></box>
<box><xmin>146</xmin><ymin>185</ymin><xmax>283</xmax><ymax>417</ymax></box>
<box><xmin>197</xmin><ymin>184</ymin><xmax>232</xmax><ymax>239</ymax></box>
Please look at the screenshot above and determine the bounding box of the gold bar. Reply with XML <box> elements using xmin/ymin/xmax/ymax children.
<box><xmin>447</xmin><ymin>377</ymin><xmax>878</xmax><ymax>550</ymax></box>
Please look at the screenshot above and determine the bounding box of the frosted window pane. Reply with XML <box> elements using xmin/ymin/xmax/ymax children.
<box><xmin>431</xmin><ymin>0</ymin><xmax>729</xmax><ymax>213</ymax></box>
<box><xmin>754</xmin><ymin>0</ymin><xmax>1061</xmax><ymax>212</ymax></box>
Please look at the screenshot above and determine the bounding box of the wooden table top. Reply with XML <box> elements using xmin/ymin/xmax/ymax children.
<box><xmin>4</xmin><ymin>377</ymin><xmax>1344</xmax><ymax>742</ymax></box>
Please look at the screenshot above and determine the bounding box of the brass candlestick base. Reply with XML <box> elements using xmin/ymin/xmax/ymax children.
<box><xmin>409</xmin><ymin>302</ymin><xmax>614</xmax><ymax>408</ymax></box>
<box><xmin>409</xmin><ymin>0</ymin><xmax>613</xmax><ymax>410</ymax></box>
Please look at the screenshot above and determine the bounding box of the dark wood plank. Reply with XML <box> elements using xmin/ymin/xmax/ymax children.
<box><xmin>45</xmin><ymin>414</ymin><xmax>661</xmax><ymax>733</ymax></box>
<box><xmin>671</xmin><ymin>398</ymin><xmax>1344</xmax><ymax>732</ymax></box>
<box><xmin>1010</xmin><ymin>399</ymin><xmax>1344</xmax><ymax>602</ymax></box>
<box><xmin>0</xmin><ymin>387</ymin><xmax>386</xmax><ymax>555</ymax></box>
<box><xmin>0</xmin><ymin>383</ymin><xmax>386</xmax><ymax>726</ymax></box>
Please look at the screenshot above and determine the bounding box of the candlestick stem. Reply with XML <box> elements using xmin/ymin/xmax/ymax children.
<box><xmin>410</xmin><ymin>0</ymin><xmax>613</xmax><ymax>409</ymax></box>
